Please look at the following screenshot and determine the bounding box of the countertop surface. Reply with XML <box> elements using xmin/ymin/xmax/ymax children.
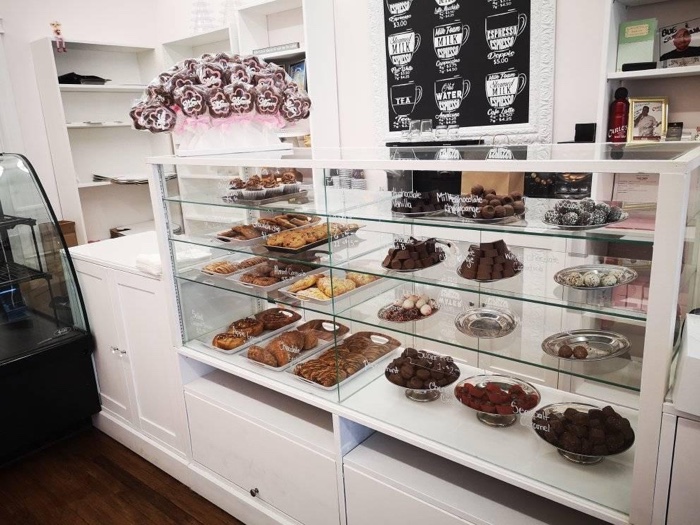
<box><xmin>69</xmin><ymin>231</ymin><xmax>161</xmax><ymax>280</ymax></box>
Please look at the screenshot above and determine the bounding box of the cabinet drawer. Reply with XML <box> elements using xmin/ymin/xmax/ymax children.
<box><xmin>185</xmin><ymin>391</ymin><xmax>340</xmax><ymax>525</ymax></box>
<box><xmin>345</xmin><ymin>466</ymin><xmax>473</xmax><ymax>525</ymax></box>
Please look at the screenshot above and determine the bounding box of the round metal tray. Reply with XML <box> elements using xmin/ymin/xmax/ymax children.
<box><xmin>391</xmin><ymin>209</ymin><xmax>444</xmax><ymax>218</ymax></box>
<box><xmin>452</xmin><ymin>211</ymin><xmax>525</xmax><ymax>225</ymax></box>
<box><xmin>532</xmin><ymin>402</ymin><xmax>635</xmax><ymax>465</ymax></box>
<box><xmin>553</xmin><ymin>264</ymin><xmax>638</xmax><ymax>290</ymax></box>
<box><xmin>541</xmin><ymin>329</ymin><xmax>631</xmax><ymax>362</ymax></box>
<box><xmin>454</xmin><ymin>374</ymin><xmax>541</xmax><ymax>427</ymax></box>
<box><xmin>542</xmin><ymin>213</ymin><xmax>629</xmax><ymax>230</ymax></box>
<box><xmin>454</xmin><ymin>307</ymin><xmax>518</xmax><ymax>339</ymax></box>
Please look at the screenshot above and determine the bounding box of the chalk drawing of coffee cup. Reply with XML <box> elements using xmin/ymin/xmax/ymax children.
<box><xmin>391</xmin><ymin>82</ymin><xmax>423</xmax><ymax>116</ymax></box>
<box><xmin>434</xmin><ymin>76</ymin><xmax>471</xmax><ymax>113</ymax></box>
<box><xmin>388</xmin><ymin>30</ymin><xmax>421</xmax><ymax>66</ymax></box>
<box><xmin>386</xmin><ymin>0</ymin><xmax>414</xmax><ymax>15</ymax></box>
<box><xmin>433</xmin><ymin>22</ymin><xmax>470</xmax><ymax>59</ymax></box>
<box><xmin>485</xmin><ymin>70</ymin><xmax>526</xmax><ymax>108</ymax></box>
<box><xmin>485</xmin><ymin>10</ymin><xmax>527</xmax><ymax>51</ymax></box>
<box><xmin>435</xmin><ymin>0</ymin><xmax>457</xmax><ymax>6</ymax></box>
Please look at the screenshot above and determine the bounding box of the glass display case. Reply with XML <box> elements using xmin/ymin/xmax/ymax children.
<box><xmin>150</xmin><ymin>142</ymin><xmax>700</xmax><ymax>524</ymax></box>
<box><xmin>0</xmin><ymin>153</ymin><xmax>99</xmax><ymax>460</ymax></box>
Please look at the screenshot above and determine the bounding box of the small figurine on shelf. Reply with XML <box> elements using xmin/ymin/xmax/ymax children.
<box><xmin>50</xmin><ymin>21</ymin><xmax>66</xmax><ymax>53</ymax></box>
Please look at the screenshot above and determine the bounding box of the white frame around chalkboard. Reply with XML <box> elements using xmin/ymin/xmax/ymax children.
<box><xmin>370</xmin><ymin>0</ymin><xmax>556</xmax><ymax>145</ymax></box>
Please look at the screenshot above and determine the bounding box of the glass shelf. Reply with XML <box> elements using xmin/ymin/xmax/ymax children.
<box><xmin>170</xmin><ymin>232</ymin><xmax>651</xmax><ymax>323</ymax></box>
<box><xmin>165</xmin><ymin>192</ymin><xmax>658</xmax><ymax>245</ymax></box>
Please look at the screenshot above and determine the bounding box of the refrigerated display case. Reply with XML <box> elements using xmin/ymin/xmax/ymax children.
<box><xmin>150</xmin><ymin>142</ymin><xmax>700</xmax><ymax>524</ymax></box>
<box><xmin>0</xmin><ymin>153</ymin><xmax>99</xmax><ymax>461</ymax></box>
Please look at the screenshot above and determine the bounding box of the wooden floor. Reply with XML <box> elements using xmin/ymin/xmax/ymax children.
<box><xmin>0</xmin><ymin>426</ymin><xmax>246</xmax><ymax>525</ymax></box>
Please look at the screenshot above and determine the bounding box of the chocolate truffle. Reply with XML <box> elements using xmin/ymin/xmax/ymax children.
<box><xmin>481</xmin><ymin>205</ymin><xmax>496</xmax><ymax>219</ymax></box>
<box><xmin>471</xmin><ymin>184</ymin><xmax>484</xmax><ymax>195</ymax></box>
<box><xmin>494</xmin><ymin>205</ymin><xmax>506</xmax><ymax>218</ymax></box>
<box><xmin>558</xmin><ymin>344</ymin><xmax>574</xmax><ymax>358</ymax></box>
<box><xmin>573</xmin><ymin>346</ymin><xmax>589</xmax><ymax>359</ymax></box>
<box><xmin>503</xmin><ymin>204</ymin><xmax>515</xmax><ymax>217</ymax></box>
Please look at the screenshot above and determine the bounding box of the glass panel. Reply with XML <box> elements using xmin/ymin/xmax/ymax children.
<box><xmin>0</xmin><ymin>154</ymin><xmax>88</xmax><ymax>363</ymax></box>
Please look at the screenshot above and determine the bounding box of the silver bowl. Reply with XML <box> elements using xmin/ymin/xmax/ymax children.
<box><xmin>455</xmin><ymin>307</ymin><xmax>518</xmax><ymax>339</ymax></box>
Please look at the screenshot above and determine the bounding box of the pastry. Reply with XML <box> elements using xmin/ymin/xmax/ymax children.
<box><xmin>247</xmin><ymin>346</ymin><xmax>277</xmax><ymax>367</ymax></box>
<box><xmin>296</xmin><ymin>319</ymin><xmax>350</xmax><ymax>341</ymax></box>
<box><xmin>229</xmin><ymin>317</ymin><xmax>264</xmax><ymax>338</ymax></box>
<box><xmin>317</xmin><ymin>277</ymin><xmax>356</xmax><ymax>297</ymax></box>
<box><xmin>287</xmin><ymin>273</ymin><xmax>322</xmax><ymax>293</ymax></box>
<box><xmin>255</xmin><ymin>308</ymin><xmax>301</xmax><ymax>330</ymax></box>
<box><xmin>345</xmin><ymin>272</ymin><xmax>380</xmax><ymax>286</ymax></box>
<box><xmin>202</xmin><ymin>261</ymin><xmax>239</xmax><ymax>275</ymax></box>
<box><xmin>296</xmin><ymin>288</ymin><xmax>332</xmax><ymax>301</ymax></box>
<box><xmin>303</xmin><ymin>331</ymin><xmax>319</xmax><ymax>350</ymax></box>
<box><xmin>212</xmin><ymin>333</ymin><xmax>246</xmax><ymax>351</ymax></box>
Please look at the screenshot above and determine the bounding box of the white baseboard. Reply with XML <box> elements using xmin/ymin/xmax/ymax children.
<box><xmin>92</xmin><ymin>411</ymin><xmax>189</xmax><ymax>482</ymax></box>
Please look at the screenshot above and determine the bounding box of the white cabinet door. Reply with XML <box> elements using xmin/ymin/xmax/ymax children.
<box><xmin>111</xmin><ymin>270</ymin><xmax>186</xmax><ymax>453</ymax></box>
<box><xmin>667</xmin><ymin>417</ymin><xmax>700</xmax><ymax>525</ymax></box>
<box><xmin>73</xmin><ymin>260</ymin><xmax>134</xmax><ymax>423</ymax></box>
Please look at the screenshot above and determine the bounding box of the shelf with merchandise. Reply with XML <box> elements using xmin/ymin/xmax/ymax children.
<box><xmin>150</xmin><ymin>144</ymin><xmax>700</xmax><ymax>525</ymax></box>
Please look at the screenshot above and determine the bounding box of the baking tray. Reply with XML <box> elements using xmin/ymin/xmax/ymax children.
<box><xmin>553</xmin><ymin>264</ymin><xmax>638</xmax><ymax>290</ymax></box>
<box><xmin>195</xmin><ymin>255</ymin><xmax>269</xmax><ymax>277</ymax></box>
<box><xmin>239</xmin><ymin>331</ymin><xmax>345</xmax><ymax>372</ymax></box>
<box><xmin>287</xmin><ymin>332</ymin><xmax>402</xmax><ymax>391</ymax></box>
<box><xmin>228</xmin><ymin>261</ymin><xmax>320</xmax><ymax>293</ymax></box>
<box><xmin>263</xmin><ymin>225</ymin><xmax>365</xmax><ymax>254</ymax></box>
<box><xmin>541</xmin><ymin>329</ymin><xmax>631</xmax><ymax>362</ymax></box>
<box><xmin>278</xmin><ymin>268</ymin><xmax>384</xmax><ymax>304</ymax></box>
<box><xmin>201</xmin><ymin>308</ymin><xmax>302</xmax><ymax>355</ymax></box>
<box><xmin>454</xmin><ymin>307</ymin><xmax>518</xmax><ymax>339</ymax></box>
<box><xmin>221</xmin><ymin>189</ymin><xmax>309</xmax><ymax>205</ymax></box>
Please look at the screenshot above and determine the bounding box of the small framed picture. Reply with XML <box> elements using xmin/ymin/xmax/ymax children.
<box><xmin>659</xmin><ymin>19</ymin><xmax>700</xmax><ymax>69</ymax></box>
<box><xmin>628</xmin><ymin>97</ymin><xmax>668</xmax><ymax>142</ymax></box>
<box><xmin>289</xmin><ymin>60</ymin><xmax>306</xmax><ymax>91</ymax></box>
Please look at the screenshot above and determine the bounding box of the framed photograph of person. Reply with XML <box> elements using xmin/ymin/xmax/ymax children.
<box><xmin>289</xmin><ymin>60</ymin><xmax>306</xmax><ymax>92</ymax></box>
<box><xmin>628</xmin><ymin>97</ymin><xmax>668</xmax><ymax>142</ymax></box>
<box><xmin>659</xmin><ymin>19</ymin><xmax>700</xmax><ymax>68</ymax></box>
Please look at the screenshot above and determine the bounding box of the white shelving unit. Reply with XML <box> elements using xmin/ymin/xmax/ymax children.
<box><xmin>596</xmin><ymin>0</ymin><xmax>700</xmax><ymax>145</ymax></box>
<box><xmin>31</xmin><ymin>38</ymin><xmax>173</xmax><ymax>244</ymax></box>
<box><xmin>162</xmin><ymin>27</ymin><xmax>235</xmax><ymax>69</ymax></box>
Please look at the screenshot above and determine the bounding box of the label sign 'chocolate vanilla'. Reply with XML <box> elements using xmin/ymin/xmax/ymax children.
<box><xmin>383</xmin><ymin>0</ymin><xmax>531</xmax><ymax>131</ymax></box>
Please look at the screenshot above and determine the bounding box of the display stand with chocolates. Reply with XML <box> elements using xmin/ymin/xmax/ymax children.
<box><xmin>382</xmin><ymin>237</ymin><xmax>448</xmax><ymax>272</ymax></box>
<box><xmin>129</xmin><ymin>53</ymin><xmax>311</xmax><ymax>156</ymax></box>
<box><xmin>457</xmin><ymin>240</ymin><xmax>523</xmax><ymax>282</ymax></box>
<box><xmin>385</xmin><ymin>348</ymin><xmax>461</xmax><ymax>402</ymax></box>
<box><xmin>444</xmin><ymin>185</ymin><xmax>526</xmax><ymax>223</ymax></box>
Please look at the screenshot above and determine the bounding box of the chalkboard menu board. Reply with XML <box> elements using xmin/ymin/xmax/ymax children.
<box><xmin>385</xmin><ymin>0</ymin><xmax>531</xmax><ymax>132</ymax></box>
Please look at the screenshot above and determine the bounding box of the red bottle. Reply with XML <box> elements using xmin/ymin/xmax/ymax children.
<box><xmin>607</xmin><ymin>87</ymin><xmax>629</xmax><ymax>143</ymax></box>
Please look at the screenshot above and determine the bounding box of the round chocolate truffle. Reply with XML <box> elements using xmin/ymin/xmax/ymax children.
<box><xmin>483</xmin><ymin>188</ymin><xmax>496</xmax><ymax>197</ymax></box>
<box><xmin>489</xmin><ymin>199</ymin><xmax>502</xmax><ymax>207</ymax></box>
<box><xmin>543</xmin><ymin>210</ymin><xmax>560</xmax><ymax>224</ymax></box>
<box><xmin>561</xmin><ymin>212</ymin><xmax>579</xmax><ymax>226</ymax></box>
<box><xmin>471</xmin><ymin>184</ymin><xmax>484</xmax><ymax>195</ymax></box>
<box><xmin>608</xmin><ymin>206</ymin><xmax>624</xmax><ymax>222</ymax></box>
<box><xmin>494</xmin><ymin>205</ymin><xmax>506</xmax><ymax>218</ymax></box>
<box><xmin>591</xmin><ymin>210</ymin><xmax>608</xmax><ymax>225</ymax></box>
<box><xmin>503</xmin><ymin>204</ymin><xmax>515</xmax><ymax>216</ymax></box>
<box><xmin>502</xmin><ymin>195</ymin><xmax>514</xmax><ymax>205</ymax></box>
<box><xmin>558</xmin><ymin>344</ymin><xmax>574</xmax><ymax>358</ymax></box>
<box><xmin>509</xmin><ymin>192</ymin><xmax>523</xmax><ymax>201</ymax></box>
<box><xmin>579</xmin><ymin>198</ymin><xmax>596</xmax><ymax>213</ymax></box>
<box><xmin>573</xmin><ymin>345</ymin><xmax>589</xmax><ymax>359</ymax></box>
<box><xmin>512</xmin><ymin>201</ymin><xmax>525</xmax><ymax>215</ymax></box>
<box><xmin>481</xmin><ymin>205</ymin><xmax>496</xmax><ymax>219</ymax></box>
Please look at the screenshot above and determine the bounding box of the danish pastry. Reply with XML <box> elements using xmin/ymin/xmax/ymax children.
<box><xmin>229</xmin><ymin>317</ymin><xmax>264</xmax><ymax>338</ymax></box>
<box><xmin>255</xmin><ymin>308</ymin><xmax>301</xmax><ymax>330</ymax></box>
<box><xmin>212</xmin><ymin>333</ymin><xmax>246</xmax><ymax>350</ymax></box>
<box><xmin>202</xmin><ymin>261</ymin><xmax>238</xmax><ymax>275</ymax></box>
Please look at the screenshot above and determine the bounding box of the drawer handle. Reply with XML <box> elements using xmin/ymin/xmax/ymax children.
<box><xmin>250</xmin><ymin>488</ymin><xmax>259</xmax><ymax>497</ymax></box>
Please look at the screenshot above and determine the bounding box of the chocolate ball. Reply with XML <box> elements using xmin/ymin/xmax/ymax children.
<box><xmin>400</xmin><ymin>364</ymin><xmax>414</xmax><ymax>380</ymax></box>
<box><xmin>481</xmin><ymin>205</ymin><xmax>496</xmax><ymax>219</ymax></box>
<box><xmin>558</xmin><ymin>344</ymin><xmax>574</xmax><ymax>358</ymax></box>
<box><xmin>484</xmin><ymin>188</ymin><xmax>496</xmax><ymax>197</ymax></box>
<box><xmin>408</xmin><ymin>377</ymin><xmax>424</xmax><ymax>389</ymax></box>
<box><xmin>494</xmin><ymin>205</ymin><xmax>506</xmax><ymax>218</ymax></box>
<box><xmin>416</xmin><ymin>369</ymin><xmax>431</xmax><ymax>380</ymax></box>
<box><xmin>502</xmin><ymin>195</ymin><xmax>514</xmax><ymax>205</ymax></box>
<box><xmin>471</xmin><ymin>184</ymin><xmax>484</xmax><ymax>195</ymax></box>
<box><xmin>489</xmin><ymin>199</ymin><xmax>502</xmax><ymax>207</ymax></box>
<box><xmin>388</xmin><ymin>373</ymin><xmax>406</xmax><ymax>386</ymax></box>
<box><xmin>512</xmin><ymin>201</ymin><xmax>525</xmax><ymax>214</ymax></box>
<box><xmin>573</xmin><ymin>346</ymin><xmax>588</xmax><ymax>359</ymax></box>
<box><xmin>503</xmin><ymin>204</ymin><xmax>515</xmax><ymax>217</ymax></box>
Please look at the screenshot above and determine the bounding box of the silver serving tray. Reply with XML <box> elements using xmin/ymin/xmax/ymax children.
<box><xmin>239</xmin><ymin>334</ymin><xmax>340</xmax><ymax>372</ymax></box>
<box><xmin>198</xmin><ymin>313</ymin><xmax>301</xmax><ymax>355</ymax></box>
<box><xmin>391</xmin><ymin>209</ymin><xmax>445</xmax><ymax>218</ymax></box>
<box><xmin>377</xmin><ymin>302</ymin><xmax>439</xmax><ymax>323</ymax></box>
<box><xmin>532</xmin><ymin>402</ymin><xmax>635</xmax><ymax>465</ymax></box>
<box><xmin>541</xmin><ymin>329</ymin><xmax>631</xmax><ymax>362</ymax></box>
<box><xmin>221</xmin><ymin>189</ymin><xmax>309</xmax><ymax>205</ymax></box>
<box><xmin>542</xmin><ymin>213</ymin><xmax>629</xmax><ymax>230</ymax></box>
<box><xmin>288</xmin><ymin>333</ymin><xmax>400</xmax><ymax>391</ymax></box>
<box><xmin>454</xmin><ymin>307</ymin><xmax>518</xmax><ymax>339</ymax></box>
<box><xmin>553</xmin><ymin>264</ymin><xmax>638</xmax><ymax>290</ymax></box>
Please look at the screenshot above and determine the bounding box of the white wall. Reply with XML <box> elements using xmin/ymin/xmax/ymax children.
<box><xmin>0</xmin><ymin>0</ymin><xmax>159</xmax><ymax>218</ymax></box>
<box><xmin>334</xmin><ymin>0</ymin><xmax>608</xmax><ymax>146</ymax></box>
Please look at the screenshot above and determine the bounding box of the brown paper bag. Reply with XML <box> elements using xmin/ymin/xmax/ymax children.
<box><xmin>461</xmin><ymin>172</ymin><xmax>524</xmax><ymax>195</ymax></box>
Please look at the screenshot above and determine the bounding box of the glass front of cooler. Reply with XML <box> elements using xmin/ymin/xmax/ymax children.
<box><xmin>155</xmin><ymin>142</ymin><xmax>700</xmax><ymax>523</ymax></box>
